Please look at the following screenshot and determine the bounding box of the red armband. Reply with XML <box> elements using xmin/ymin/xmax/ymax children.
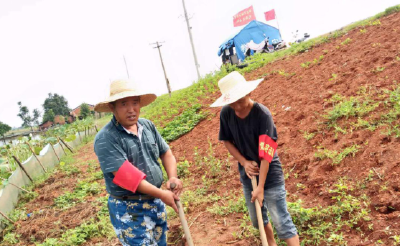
<box><xmin>259</xmin><ymin>135</ymin><xmax>278</xmax><ymax>163</ymax></box>
<box><xmin>112</xmin><ymin>160</ymin><xmax>146</xmax><ymax>193</ymax></box>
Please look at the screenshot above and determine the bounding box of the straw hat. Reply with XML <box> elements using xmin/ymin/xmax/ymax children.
<box><xmin>94</xmin><ymin>79</ymin><xmax>157</xmax><ymax>112</ymax></box>
<box><xmin>210</xmin><ymin>71</ymin><xmax>263</xmax><ymax>107</ymax></box>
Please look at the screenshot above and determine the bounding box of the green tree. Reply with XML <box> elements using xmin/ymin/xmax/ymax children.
<box><xmin>42</xmin><ymin>109</ymin><xmax>55</xmax><ymax>123</ymax></box>
<box><xmin>43</xmin><ymin>93</ymin><xmax>70</xmax><ymax>117</ymax></box>
<box><xmin>0</xmin><ymin>122</ymin><xmax>11</xmax><ymax>143</ymax></box>
<box><xmin>33</xmin><ymin>109</ymin><xmax>41</xmax><ymax>126</ymax></box>
<box><xmin>17</xmin><ymin>102</ymin><xmax>40</xmax><ymax>131</ymax></box>
<box><xmin>80</xmin><ymin>103</ymin><xmax>90</xmax><ymax>119</ymax></box>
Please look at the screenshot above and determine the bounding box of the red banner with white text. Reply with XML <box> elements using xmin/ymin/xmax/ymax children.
<box><xmin>233</xmin><ymin>6</ymin><xmax>256</xmax><ymax>27</ymax></box>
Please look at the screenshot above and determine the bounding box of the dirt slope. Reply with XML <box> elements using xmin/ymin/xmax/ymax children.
<box><xmin>168</xmin><ymin>11</ymin><xmax>400</xmax><ymax>245</ymax></box>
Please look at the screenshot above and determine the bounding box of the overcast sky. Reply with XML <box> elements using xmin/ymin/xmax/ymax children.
<box><xmin>1</xmin><ymin>0</ymin><xmax>399</xmax><ymax>128</ymax></box>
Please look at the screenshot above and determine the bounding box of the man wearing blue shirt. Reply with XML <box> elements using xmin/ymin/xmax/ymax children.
<box><xmin>94</xmin><ymin>79</ymin><xmax>182</xmax><ymax>246</ymax></box>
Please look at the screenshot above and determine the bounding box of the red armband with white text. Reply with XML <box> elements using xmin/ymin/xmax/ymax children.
<box><xmin>112</xmin><ymin>160</ymin><xmax>146</xmax><ymax>193</ymax></box>
<box><xmin>259</xmin><ymin>135</ymin><xmax>278</xmax><ymax>163</ymax></box>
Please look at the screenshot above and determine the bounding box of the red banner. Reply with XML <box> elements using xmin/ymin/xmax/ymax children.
<box><xmin>233</xmin><ymin>6</ymin><xmax>256</xmax><ymax>27</ymax></box>
<box><xmin>264</xmin><ymin>9</ymin><xmax>276</xmax><ymax>21</ymax></box>
<box><xmin>259</xmin><ymin>134</ymin><xmax>277</xmax><ymax>163</ymax></box>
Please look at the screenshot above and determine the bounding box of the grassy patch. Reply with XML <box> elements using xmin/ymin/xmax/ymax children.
<box><xmin>54</xmin><ymin>181</ymin><xmax>102</xmax><ymax>209</ymax></box>
<box><xmin>341</xmin><ymin>38</ymin><xmax>352</xmax><ymax>45</ymax></box>
<box><xmin>324</xmin><ymin>96</ymin><xmax>380</xmax><ymax>123</ymax></box>
<box><xmin>159</xmin><ymin>104</ymin><xmax>206</xmax><ymax>143</ymax></box>
<box><xmin>37</xmin><ymin>196</ymin><xmax>114</xmax><ymax>246</ymax></box>
<box><xmin>207</xmin><ymin>194</ymin><xmax>247</xmax><ymax>216</ymax></box>
<box><xmin>315</xmin><ymin>145</ymin><xmax>360</xmax><ymax>165</ymax></box>
<box><xmin>289</xmin><ymin>178</ymin><xmax>371</xmax><ymax>245</ymax></box>
<box><xmin>140</xmin><ymin>72</ymin><xmax>223</xmax><ymax>128</ymax></box>
<box><xmin>302</xmin><ymin>131</ymin><xmax>316</xmax><ymax>141</ymax></box>
<box><xmin>177</xmin><ymin>160</ymin><xmax>190</xmax><ymax>179</ymax></box>
<box><xmin>300</xmin><ymin>55</ymin><xmax>324</xmax><ymax>69</ymax></box>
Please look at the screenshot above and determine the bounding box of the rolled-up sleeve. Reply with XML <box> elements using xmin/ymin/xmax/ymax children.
<box><xmin>94</xmin><ymin>134</ymin><xmax>128</xmax><ymax>174</ymax></box>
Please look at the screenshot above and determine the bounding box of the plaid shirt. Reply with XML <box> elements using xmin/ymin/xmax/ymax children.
<box><xmin>94</xmin><ymin>116</ymin><xmax>169</xmax><ymax>196</ymax></box>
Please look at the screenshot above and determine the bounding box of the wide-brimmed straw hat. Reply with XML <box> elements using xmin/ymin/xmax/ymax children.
<box><xmin>210</xmin><ymin>71</ymin><xmax>263</xmax><ymax>107</ymax></box>
<box><xmin>94</xmin><ymin>79</ymin><xmax>157</xmax><ymax>112</ymax></box>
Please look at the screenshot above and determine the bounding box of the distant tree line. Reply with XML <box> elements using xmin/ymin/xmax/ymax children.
<box><xmin>15</xmin><ymin>93</ymin><xmax>93</xmax><ymax>132</ymax></box>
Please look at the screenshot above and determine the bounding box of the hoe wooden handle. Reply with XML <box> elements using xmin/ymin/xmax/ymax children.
<box><xmin>170</xmin><ymin>183</ymin><xmax>194</xmax><ymax>246</ymax></box>
<box><xmin>251</xmin><ymin>176</ymin><xmax>269</xmax><ymax>246</ymax></box>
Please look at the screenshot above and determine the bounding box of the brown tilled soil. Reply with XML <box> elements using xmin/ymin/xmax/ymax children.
<box><xmin>6</xmin><ymin>144</ymin><xmax>108</xmax><ymax>246</ymax></box>
<box><xmin>168</xmin><ymin>11</ymin><xmax>400</xmax><ymax>246</ymax></box>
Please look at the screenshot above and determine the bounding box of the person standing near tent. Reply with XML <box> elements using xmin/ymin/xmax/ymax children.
<box><xmin>93</xmin><ymin>79</ymin><xmax>183</xmax><ymax>246</ymax></box>
<box><xmin>211</xmin><ymin>72</ymin><xmax>300</xmax><ymax>246</ymax></box>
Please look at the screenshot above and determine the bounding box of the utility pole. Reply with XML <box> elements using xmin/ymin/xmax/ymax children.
<box><xmin>150</xmin><ymin>41</ymin><xmax>172</xmax><ymax>97</ymax></box>
<box><xmin>123</xmin><ymin>55</ymin><xmax>130</xmax><ymax>78</ymax></box>
<box><xmin>182</xmin><ymin>0</ymin><xmax>201</xmax><ymax>81</ymax></box>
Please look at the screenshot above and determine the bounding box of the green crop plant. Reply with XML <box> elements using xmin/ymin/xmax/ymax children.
<box><xmin>328</xmin><ymin>93</ymin><xmax>344</xmax><ymax>104</ymax></box>
<box><xmin>287</xmin><ymin>178</ymin><xmax>371</xmax><ymax>245</ymax></box>
<box><xmin>0</xmin><ymin>140</ymin><xmax>33</xmax><ymax>181</ymax></box>
<box><xmin>301</xmin><ymin>61</ymin><xmax>311</xmax><ymax>68</ymax></box>
<box><xmin>329</xmin><ymin>73</ymin><xmax>338</xmax><ymax>83</ymax></box>
<box><xmin>277</xmin><ymin>69</ymin><xmax>294</xmax><ymax>77</ymax></box>
<box><xmin>315</xmin><ymin>145</ymin><xmax>359</xmax><ymax>165</ymax></box>
<box><xmin>296</xmin><ymin>183</ymin><xmax>306</xmax><ymax>190</ymax></box>
<box><xmin>177</xmin><ymin>160</ymin><xmax>190</xmax><ymax>178</ymax></box>
<box><xmin>159</xmin><ymin>104</ymin><xmax>205</xmax><ymax>143</ymax></box>
<box><xmin>303</xmin><ymin>131</ymin><xmax>316</xmax><ymax>140</ymax></box>
<box><xmin>37</xmin><ymin>196</ymin><xmax>114</xmax><ymax>246</ymax></box>
<box><xmin>59</xmin><ymin>161</ymin><xmax>80</xmax><ymax>176</ymax></box>
<box><xmin>372</xmin><ymin>67</ymin><xmax>385</xmax><ymax>73</ymax></box>
<box><xmin>341</xmin><ymin>38</ymin><xmax>352</xmax><ymax>45</ymax></box>
<box><xmin>2</xmin><ymin>233</ymin><xmax>20</xmax><ymax>244</ymax></box>
<box><xmin>54</xmin><ymin>181</ymin><xmax>101</xmax><ymax>209</ymax></box>
<box><xmin>369</xmin><ymin>19</ymin><xmax>381</xmax><ymax>26</ymax></box>
<box><xmin>207</xmin><ymin>194</ymin><xmax>247</xmax><ymax>216</ymax></box>
<box><xmin>178</xmin><ymin>189</ymin><xmax>211</xmax><ymax>208</ymax></box>
<box><xmin>192</xmin><ymin>142</ymin><xmax>231</xmax><ymax>193</ymax></box>
<box><xmin>360</xmin><ymin>28</ymin><xmax>367</xmax><ymax>34</ymax></box>
<box><xmin>379</xmin><ymin>84</ymin><xmax>400</xmax><ymax>136</ymax></box>
<box><xmin>231</xmin><ymin>213</ymin><xmax>260</xmax><ymax>241</ymax></box>
<box><xmin>140</xmin><ymin>70</ymin><xmax>224</xmax><ymax>129</ymax></box>
<box><xmin>324</xmin><ymin>96</ymin><xmax>379</xmax><ymax>123</ymax></box>
<box><xmin>390</xmin><ymin>235</ymin><xmax>400</xmax><ymax>245</ymax></box>
<box><xmin>201</xmin><ymin>140</ymin><xmax>230</xmax><ymax>178</ymax></box>
<box><xmin>333</xmin><ymin>125</ymin><xmax>347</xmax><ymax>135</ymax></box>
<box><xmin>352</xmin><ymin>118</ymin><xmax>377</xmax><ymax>131</ymax></box>
<box><xmin>382</xmin><ymin>125</ymin><xmax>400</xmax><ymax>138</ymax></box>
<box><xmin>327</xmin><ymin>233</ymin><xmax>347</xmax><ymax>245</ymax></box>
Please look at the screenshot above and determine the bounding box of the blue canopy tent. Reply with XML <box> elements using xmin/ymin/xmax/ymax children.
<box><xmin>218</xmin><ymin>20</ymin><xmax>281</xmax><ymax>62</ymax></box>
